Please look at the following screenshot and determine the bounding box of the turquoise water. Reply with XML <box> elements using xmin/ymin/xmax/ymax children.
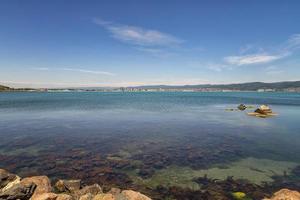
<box><xmin>0</xmin><ymin>92</ymin><xmax>299</xmax><ymax>193</ymax></box>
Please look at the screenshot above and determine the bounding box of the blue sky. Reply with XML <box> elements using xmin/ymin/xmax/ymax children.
<box><xmin>1</xmin><ymin>0</ymin><xmax>300</xmax><ymax>88</ymax></box>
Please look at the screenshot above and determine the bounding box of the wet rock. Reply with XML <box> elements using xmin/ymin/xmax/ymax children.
<box><xmin>121</xmin><ymin>190</ymin><xmax>151</xmax><ymax>200</ymax></box>
<box><xmin>254</xmin><ymin>105</ymin><xmax>273</xmax><ymax>115</ymax></box>
<box><xmin>263</xmin><ymin>189</ymin><xmax>300</xmax><ymax>200</ymax></box>
<box><xmin>258</xmin><ymin>105</ymin><xmax>272</xmax><ymax>113</ymax></box>
<box><xmin>248</xmin><ymin>105</ymin><xmax>277</xmax><ymax>118</ymax></box>
<box><xmin>0</xmin><ymin>169</ymin><xmax>19</xmax><ymax>191</ymax></box>
<box><xmin>0</xmin><ymin>182</ymin><xmax>36</xmax><ymax>200</ymax></box>
<box><xmin>55</xmin><ymin>179</ymin><xmax>81</xmax><ymax>193</ymax></box>
<box><xmin>20</xmin><ymin>176</ymin><xmax>52</xmax><ymax>200</ymax></box>
<box><xmin>237</xmin><ymin>104</ymin><xmax>247</xmax><ymax>111</ymax></box>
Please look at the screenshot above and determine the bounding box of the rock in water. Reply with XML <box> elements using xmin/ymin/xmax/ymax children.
<box><xmin>237</xmin><ymin>104</ymin><xmax>247</xmax><ymax>111</ymax></box>
<box><xmin>248</xmin><ymin>105</ymin><xmax>277</xmax><ymax>118</ymax></box>
<box><xmin>0</xmin><ymin>182</ymin><xmax>36</xmax><ymax>200</ymax></box>
<box><xmin>255</xmin><ymin>105</ymin><xmax>272</xmax><ymax>114</ymax></box>
<box><xmin>263</xmin><ymin>189</ymin><xmax>300</xmax><ymax>200</ymax></box>
<box><xmin>20</xmin><ymin>176</ymin><xmax>52</xmax><ymax>200</ymax></box>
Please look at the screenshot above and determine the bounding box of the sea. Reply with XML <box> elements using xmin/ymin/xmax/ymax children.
<box><xmin>0</xmin><ymin>92</ymin><xmax>299</xmax><ymax>198</ymax></box>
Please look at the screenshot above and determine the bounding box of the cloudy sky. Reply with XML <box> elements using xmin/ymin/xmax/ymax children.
<box><xmin>1</xmin><ymin>0</ymin><xmax>300</xmax><ymax>88</ymax></box>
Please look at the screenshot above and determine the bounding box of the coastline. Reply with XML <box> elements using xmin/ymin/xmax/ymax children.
<box><xmin>1</xmin><ymin>169</ymin><xmax>299</xmax><ymax>200</ymax></box>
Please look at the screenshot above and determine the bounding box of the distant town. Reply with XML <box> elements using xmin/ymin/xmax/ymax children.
<box><xmin>1</xmin><ymin>81</ymin><xmax>300</xmax><ymax>92</ymax></box>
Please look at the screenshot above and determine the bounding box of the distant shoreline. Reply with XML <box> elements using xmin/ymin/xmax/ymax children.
<box><xmin>1</xmin><ymin>80</ymin><xmax>300</xmax><ymax>92</ymax></box>
<box><xmin>1</xmin><ymin>90</ymin><xmax>300</xmax><ymax>93</ymax></box>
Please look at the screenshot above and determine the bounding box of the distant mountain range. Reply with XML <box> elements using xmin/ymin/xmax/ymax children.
<box><xmin>129</xmin><ymin>81</ymin><xmax>300</xmax><ymax>91</ymax></box>
<box><xmin>1</xmin><ymin>81</ymin><xmax>300</xmax><ymax>92</ymax></box>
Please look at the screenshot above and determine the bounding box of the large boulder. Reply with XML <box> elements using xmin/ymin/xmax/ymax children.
<box><xmin>20</xmin><ymin>176</ymin><xmax>52</xmax><ymax>200</ymax></box>
<box><xmin>0</xmin><ymin>182</ymin><xmax>36</xmax><ymax>200</ymax></box>
<box><xmin>264</xmin><ymin>189</ymin><xmax>300</xmax><ymax>200</ymax></box>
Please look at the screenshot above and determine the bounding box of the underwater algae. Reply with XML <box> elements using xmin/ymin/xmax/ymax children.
<box><xmin>128</xmin><ymin>157</ymin><xmax>298</xmax><ymax>189</ymax></box>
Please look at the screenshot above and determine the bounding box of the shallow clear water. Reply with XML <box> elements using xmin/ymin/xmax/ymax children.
<box><xmin>0</xmin><ymin>92</ymin><xmax>299</xmax><ymax>191</ymax></box>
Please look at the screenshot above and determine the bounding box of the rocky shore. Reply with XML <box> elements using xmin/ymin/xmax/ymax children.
<box><xmin>0</xmin><ymin>169</ymin><xmax>151</xmax><ymax>200</ymax></box>
<box><xmin>1</xmin><ymin>169</ymin><xmax>300</xmax><ymax>200</ymax></box>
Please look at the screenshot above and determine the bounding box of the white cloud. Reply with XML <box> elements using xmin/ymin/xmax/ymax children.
<box><xmin>206</xmin><ymin>63</ymin><xmax>230</xmax><ymax>72</ymax></box>
<box><xmin>224</xmin><ymin>54</ymin><xmax>282</xmax><ymax>66</ymax></box>
<box><xmin>61</xmin><ymin>68</ymin><xmax>115</xmax><ymax>76</ymax></box>
<box><xmin>32</xmin><ymin>67</ymin><xmax>115</xmax><ymax>76</ymax></box>
<box><xmin>93</xmin><ymin>18</ymin><xmax>183</xmax><ymax>47</ymax></box>
<box><xmin>220</xmin><ymin>34</ymin><xmax>300</xmax><ymax>69</ymax></box>
<box><xmin>32</xmin><ymin>67</ymin><xmax>49</xmax><ymax>71</ymax></box>
<box><xmin>286</xmin><ymin>34</ymin><xmax>300</xmax><ymax>50</ymax></box>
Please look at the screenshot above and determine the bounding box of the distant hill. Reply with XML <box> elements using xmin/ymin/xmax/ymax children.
<box><xmin>128</xmin><ymin>81</ymin><xmax>300</xmax><ymax>91</ymax></box>
<box><xmin>1</xmin><ymin>81</ymin><xmax>300</xmax><ymax>92</ymax></box>
<box><xmin>0</xmin><ymin>85</ymin><xmax>11</xmax><ymax>91</ymax></box>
